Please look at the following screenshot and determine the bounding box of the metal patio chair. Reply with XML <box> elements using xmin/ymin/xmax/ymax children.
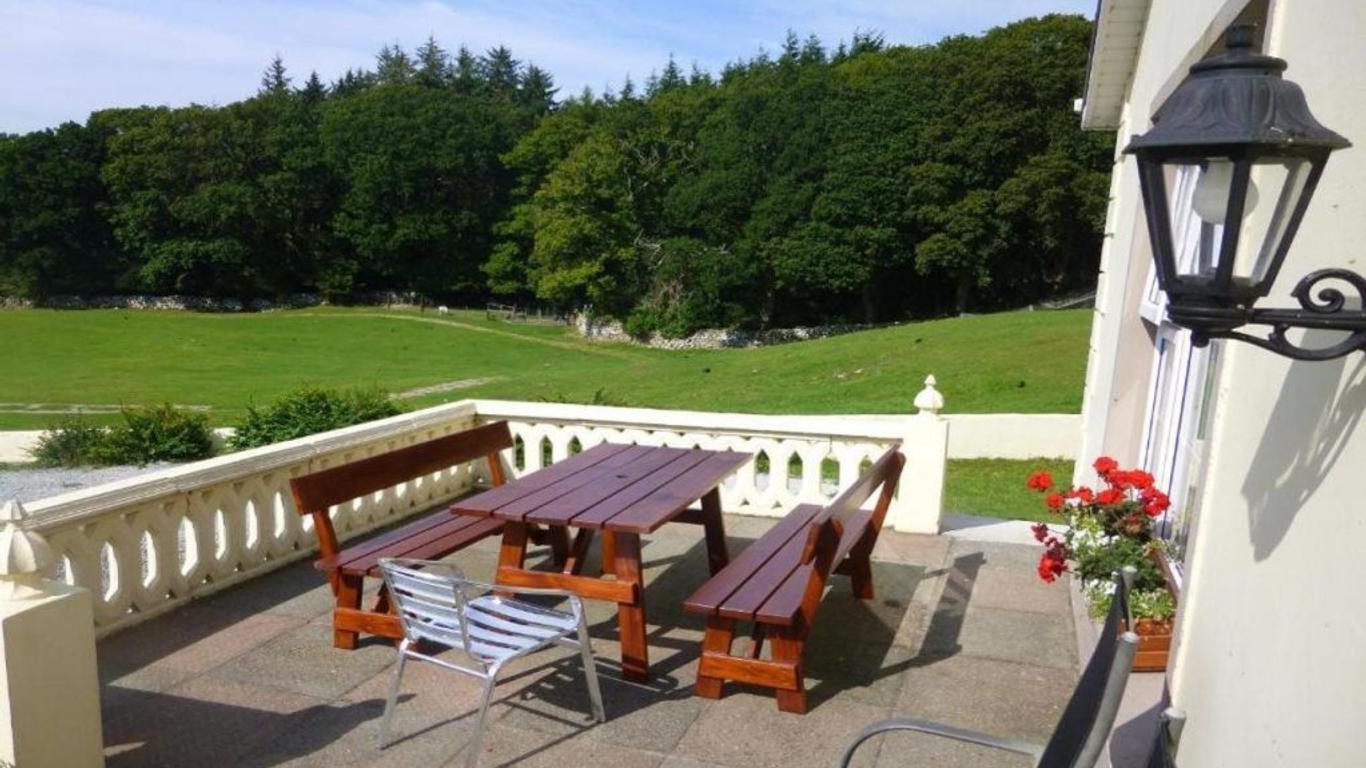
<box><xmin>839</xmin><ymin>567</ymin><xmax>1140</xmax><ymax>768</ymax></box>
<box><xmin>376</xmin><ymin>558</ymin><xmax>605</xmax><ymax>768</ymax></box>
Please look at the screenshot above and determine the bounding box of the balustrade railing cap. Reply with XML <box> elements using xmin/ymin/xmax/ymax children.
<box><xmin>0</xmin><ymin>500</ymin><xmax>55</xmax><ymax>599</ymax></box>
<box><xmin>914</xmin><ymin>375</ymin><xmax>944</xmax><ymax>416</ymax></box>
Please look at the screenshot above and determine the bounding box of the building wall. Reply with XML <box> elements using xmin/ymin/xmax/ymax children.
<box><xmin>1081</xmin><ymin>0</ymin><xmax>1366</xmax><ymax>764</ymax></box>
<box><xmin>1166</xmin><ymin>2</ymin><xmax>1366</xmax><ymax>765</ymax></box>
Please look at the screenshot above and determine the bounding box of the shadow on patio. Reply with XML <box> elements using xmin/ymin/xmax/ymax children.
<box><xmin>98</xmin><ymin>515</ymin><xmax>1076</xmax><ymax>768</ymax></box>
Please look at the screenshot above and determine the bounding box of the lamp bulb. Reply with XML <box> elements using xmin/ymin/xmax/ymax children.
<box><xmin>1192</xmin><ymin>160</ymin><xmax>1258</xmax><ymax>225</ymax></box>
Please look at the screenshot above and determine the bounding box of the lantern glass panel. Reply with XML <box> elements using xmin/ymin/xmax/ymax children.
<box><xmin>1227</xmin><ymin>156</ymin><xmax>1312</xmax><ymax>296</ymax></box>
<box><xmin>1162</xmin><ymin>160</ymin><xmax>1227</xmax><ymax>287</ymax></box>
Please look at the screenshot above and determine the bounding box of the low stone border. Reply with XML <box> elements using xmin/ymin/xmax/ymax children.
<box><xmin>576</xmin><ymin>316</ymin><xmax>886</xmax><ymax>349</ymax></box>
<box><xmin>0</xmin><ymin>291</ymin><xmax>427</xmax><ymax>312</ymax></box>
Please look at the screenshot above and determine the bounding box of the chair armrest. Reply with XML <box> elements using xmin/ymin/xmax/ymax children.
<box><xmin>839</xmin><ymin>718</ymin><xmax>1042</xmax><ymax>768</ymax></box>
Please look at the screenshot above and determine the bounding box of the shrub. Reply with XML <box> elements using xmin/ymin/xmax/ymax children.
<box><xmin>29</xmin><ymin>419</ymin><xmax>109</xmax><ymax>467</ymax></box>
<box><xmin>29</xmin><ymin>406</ymin><xmax>215</xmax><ymax>467</ymax></box>
<box><xmin>99</xmin><ymin>404</ymin><xmax>215</xmax><ymax>464</ymax></box>
<box><xmin>229</xmin><ymin>386</ymin><xmax>402</xmax><ymax>450</ymax></box>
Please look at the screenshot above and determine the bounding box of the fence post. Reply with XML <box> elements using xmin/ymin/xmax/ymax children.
<box><xmin>887</xmin><ymin>376</ymin><xmax>949</xmax><ymax>534</ymax></box>
<box><xmin>0</xmin><ymin>500</ymin><xmax>105</xmax><ymax>767</ymax></box>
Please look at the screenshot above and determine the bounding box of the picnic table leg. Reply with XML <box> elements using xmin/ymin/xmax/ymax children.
<box><xmin>333</xmin><ymin>573</ymin><xmax>364</xmax><ymax>650</ymax></box>
<box><xmin>496</xmin><ymin>520</ymin><xmax>530</xmax><ymax>572</ymax></box>
<box><xmin>600</xmin><ymin>531</ymin><xmax>617</xmax><ymax>577</ymax></box>
<box><xmin>548</xmin><ymin>526</ymin><xmax>572</xmax><ymax>567</ymax></box>
<box><xmin>700</xmin><ymin>488</ymin><xmax>730</xmax><ymax>576</ymax></box>
<box><xmin>612</xmin><ymin>531</ymin><xmax>649</xmax><ymax>683</ymax></box>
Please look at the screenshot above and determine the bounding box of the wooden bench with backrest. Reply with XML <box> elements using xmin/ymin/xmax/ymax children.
<box><xmin>683</xmin><ymin>445</ymin><xmax>905</xmax><ymax>713</ymax></box>
<box><xmin>290</xmin><ymin>420</ymin><xmax>518</xmax><ymax>650</ymax></box>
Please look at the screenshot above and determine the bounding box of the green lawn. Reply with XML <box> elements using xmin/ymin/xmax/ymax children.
<box><xmin>0</xmin><ymin>306</ymin><xmax>1090</xmax><ymax>429</ymax></box>
<box><xmin>944</xmin><ymin>457</ymin><xmax>1076</xmax><ymax>522</ymax></box>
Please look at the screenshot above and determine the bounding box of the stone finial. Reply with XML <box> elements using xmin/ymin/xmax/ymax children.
<box><xmin>914</xmin><ymin>375</ymin><xmax>944</xmax><ymax>417</ymax></box>
<box><xmin>0</xmin><ymin>500</ymin><xmax>55</xmax><ymax>600</ymax></box>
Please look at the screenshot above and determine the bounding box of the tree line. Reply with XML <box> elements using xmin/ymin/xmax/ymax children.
<box><xmin>0</xmin><ymin>15</ymin><xmax>1110</xmax><ymax>336</ymax></box>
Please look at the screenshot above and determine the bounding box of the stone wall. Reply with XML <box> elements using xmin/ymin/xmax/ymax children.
<box><xmin>0</xmin><ymin>292</ymin><xmax>427</xmax><ymax>312</ymax></box>
<box><xmin>575</xmin><ymin>316</ymin><xmax>882</xmax><ymax>349</ymax></box>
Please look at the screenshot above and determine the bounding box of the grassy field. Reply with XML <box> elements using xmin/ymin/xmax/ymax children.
<box><xmin>0</xmin><ymin>306</ymin><xmax>1090</xmax><ymax>429</ymax></box>
<box><xmin>944</xmin><ymin>457</ymin><xmax>1075</xmax><ymax>523</ymax></box>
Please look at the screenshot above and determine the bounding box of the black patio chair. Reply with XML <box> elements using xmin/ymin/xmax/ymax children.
<box><xmin>1146</xmin><ymin>706</ymin><xmax>1187</xmax><ymax>768</ymax></box>
<box><xmin>839</xmin><ymin>566</ymin><xmax>1140</xmax><ymax>768</ymax></box>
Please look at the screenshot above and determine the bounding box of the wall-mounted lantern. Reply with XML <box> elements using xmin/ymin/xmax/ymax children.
<box><xmin>1125</xmin><ymin>25</ymin><xmax>1362</xmax><ymax>361</ymax></box>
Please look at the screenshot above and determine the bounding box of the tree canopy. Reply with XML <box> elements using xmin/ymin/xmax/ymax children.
<box><xmin>0</xmin><ymin>15</ymin><xmax>1110</xmax><ymax>334</ymax></box>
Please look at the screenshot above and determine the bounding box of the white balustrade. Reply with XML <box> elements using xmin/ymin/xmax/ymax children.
<box><xmin>18</xmin><ymin>395</ymin><xmax>949</xmax><ymax>635</ymax></box>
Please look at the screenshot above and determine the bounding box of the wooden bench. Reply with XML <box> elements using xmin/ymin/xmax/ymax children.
<box><xmin>290</xmin><ymin>421</ymin><xmax>515</xmax><ymax>650</ymax></box>
<box><xmin>683</xmin><ymin>445</ymin><xmax>905</xmax><ymax>713</ymax></box>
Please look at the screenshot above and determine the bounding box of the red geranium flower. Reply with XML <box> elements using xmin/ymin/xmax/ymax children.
<box><xmin>1026</xmin><ymin>470</ymin><xmax>1054</xmax><ymax>492</ymax></box>
<box><xmin>1030</xmin><ymin>522</ymin><xmax>1050</xmax><ymax>542</ymax></box>
<box><xmin>1045</xmin><ymin>493</ymin><xmax>1064</xmax><ymax>510</ymax></box>
<box><xmin>1129</xmin><ymin>470</ymin><xmax>1155</xmax><ymax>490</ymax></box>
<box><xmin>1096</xmin><ymin>487</ymin><xmax>1124</xmax><ymax>506</ymax></box>
<box><xmin>1093</xmin><ymin>456</ymin><xmax>1118</xmax><ymax>476</ymax></box>
<box><xmin>1073</xmin><ymin>486</ymin><xmax>1095</xmax><ymax>503</ymax></box>
<box><xmin>1143</xmin><ymin>489</ymin><xmax>1171</xmax><ymax>517</ymax></box>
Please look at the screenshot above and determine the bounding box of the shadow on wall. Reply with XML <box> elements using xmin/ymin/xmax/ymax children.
<box><xmin>1241</xmin><ymin>335</ymin><xmax>1366</xmax><ymax>561</ymax></box>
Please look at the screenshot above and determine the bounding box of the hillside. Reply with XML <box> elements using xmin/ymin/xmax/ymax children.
<box><xmin>0</xmin><ymin>307</ymin><xmax>1090</xmax><ymax>429</ymax></box>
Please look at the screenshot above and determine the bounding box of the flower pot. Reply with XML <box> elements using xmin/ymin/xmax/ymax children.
<box><xmin>1124</xmin><ymin>618</ymin><xmax>1173</xmax><ymax>672</ymax></box>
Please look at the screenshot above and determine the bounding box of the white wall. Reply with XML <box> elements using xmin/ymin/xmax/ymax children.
<box><xmin>944</xmin><ymin>414</ymin><xmax>1078</xmax><ymax>459</ymax></box>
<box><xmin>1165</xmin><ymin>2</ymin><xmax>1366</xmax><ymax>766</ymax></box>
<box><xmin>0</xmin><ymin>432</ymin><xmax>41</xmax><ymax>464</ymax></box>
<box><xmin>1084</xmin><ymin>0</ymin><xmax>1366</xmax><ymax>764</ymax></box>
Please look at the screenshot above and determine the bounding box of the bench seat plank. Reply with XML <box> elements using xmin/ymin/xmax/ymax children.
<box><xmin>683</xmin><ymin>504</ymin><xmax>822</xmax><ymax>616</ymax></box>
<box><xmin>314</xmin><ymin>511</ymin><xmax>475</xmax><ymax>573</ymax></box>
<box><xmin>351</xmin><ymin>516</ymin><xmax>505</xmax><ymax>576</ymax></box>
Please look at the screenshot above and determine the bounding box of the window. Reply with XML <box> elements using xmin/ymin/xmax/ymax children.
<box><xmin>1138</xmin><ymin>165</ymin><xmax>1221</xmax><ymax>581</ymax></box>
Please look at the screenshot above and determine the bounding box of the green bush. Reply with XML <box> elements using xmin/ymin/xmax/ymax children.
<box><xmin>100</xmin><ymin>404</ymin><xmax>215</xmax><ymax>464</ymax></box>
<box><xmin>229</xmin><ymin>386</ymin><xmax>402</xmax><ymax>450</ymax></box>
<box><xmin>30</xmin><ymin>406</ymin><xmax>215</xmax><ymax>467</ymax></box>
<box><xmin>29</xmin><ymin>419</ymin><xmax>109</xmax><ymax>467</ymax></box>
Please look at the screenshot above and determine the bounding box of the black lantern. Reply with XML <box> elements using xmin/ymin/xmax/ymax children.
<box><xmin>1125</xmin><ymin>25</ymin><xmax>1363</xmax><ymax>360</ymax></box>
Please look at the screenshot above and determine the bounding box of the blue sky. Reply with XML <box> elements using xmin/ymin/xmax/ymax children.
<box><xmin>1</xmin><ymin>0</ymin><xmax>1094</xmax><ymax>133</ymax></box>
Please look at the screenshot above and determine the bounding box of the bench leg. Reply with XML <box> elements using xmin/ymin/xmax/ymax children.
<box><xmin>847</xmin><ymin>552</ymin><xmax>875</xmax><ymax>600</ymax></box>
<box><xmin>694</xmin><ymin>617</ymin><xmax>736</xmax><ymax>700</ymax></box>
<box><xmin>770</xmin><ymin>631</ymin><xmax>807</xmax><ymax>714</ymax></box>
<box><xmin>612</xmin><ymin>532</ymin><xmax>649</xmax><ymax>683</ymax></box>
<box><xmin>548</xmin><ymin>526</ymin><xmax>572</xmax><ymax>568</ymax></box>
<box><xmin>333</xmin><ymin>573</ymin><xmax>364</xmax><ymax>650</ymax></box>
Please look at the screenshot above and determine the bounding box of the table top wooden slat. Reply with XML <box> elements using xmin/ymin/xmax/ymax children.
<box><xmin>603</xmin><ymin>451</ymin><xmax>752</xmax><ymax>534</ymax></box>
<box><xmin>522</xmin><ymin>447</ymin><xmax>696</xmax><ymax>526</ymax></box>
<box><xmin>495</xmin><ymin>444</ymin><xmax>654</xmax><ymax>521</ymax></box>
<box><xmin>452</xmin><ymin>442</ymin><xmax>630</xmax><ymax>516</ymax></box>
<box><xmin>682</xmin><ymin>503</ymin><xmax>822</xmax><ymax>615</ymax></box>
<box><xmin>555</xmin><ymin>449</ymin><xmax>717</xmax><ymax>529</ymax></box>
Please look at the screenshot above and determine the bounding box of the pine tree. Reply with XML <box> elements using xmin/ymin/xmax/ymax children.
<box><xmin>688</xmin><ymin>62</ymin><xmax>712</xmax><ymax>87</ymax></box>
<box><xmin>259</xmin><ymin>54</ymin><xmax>291</xmax><ymax>96</ymax></box>
<box><xmin>619</xmin><ymin>75</ymin><xmax>636</xmax><ymax>101</ymax></box>
<box><xmin>800</xmin><ymin>34</ymin><xmax>825</xmax><ymax>64</ymax></box>
<box><xmin>331</xmin><ymin>68</ymin><xmax>374</xmax><ymax>96</ymax></box>
<box><xmin>780</xmin><ymin>30</ymin><xmax>801</xmax><ymax>64</ymax></box>
<box><xmin>518</xmin><ymin>64</ymin><xmax>557</xmax><ymax>112</ymax></box>
<box><xmin>481</xmin><ymin>46</ymin><xmax>520</xmax><ymax>95</ymax></box>
<box><xmin>453</xmin><ymin>46</ymin><xmax>481</xmax><ymax>95</ymax></box>
<box><xmin>298</xmin><ymin>71</ymin><xmax>327</xmax><ymax>103</ymax></box>
<box><xmin>416</xmin><ymin>35</ymin><xmax>450</xmax><ymax>87</ymax></box>
<box><xmin>376</xmin><ymin>44</ymin><xmax>415</xmax><ymax>85</ymax></box>
<box><xmin>658</xmin><ymin>56</ymin><xmax>684</xmax><ymax>92</ymax></box>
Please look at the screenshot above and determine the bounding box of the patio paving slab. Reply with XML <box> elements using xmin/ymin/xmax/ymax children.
<box><xmin>96</xmin><ymin>512</ymin><xmax>1079</xmax><ymax>768</ymax></box>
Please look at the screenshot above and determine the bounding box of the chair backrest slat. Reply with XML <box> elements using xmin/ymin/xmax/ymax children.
<box><xmin>1037</xmin><ymin>567</ymin><xmax>1140</xmax><ymax>768</ymax></box>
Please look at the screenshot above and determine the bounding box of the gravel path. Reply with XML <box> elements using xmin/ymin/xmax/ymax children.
<box><xmin>0</xmin><ymin>464</ymin><xmax>170</xmax><ymax>505</ymax></box>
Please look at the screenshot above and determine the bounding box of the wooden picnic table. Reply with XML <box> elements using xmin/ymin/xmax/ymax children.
<box><xmin>451</xmin><ymin>442</ymin><xmax>751</xmax><ymax>682</ymax></box>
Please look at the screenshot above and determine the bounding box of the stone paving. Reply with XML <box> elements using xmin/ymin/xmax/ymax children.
<box><xmin>98</xmin><ymin>514</ymin><xmax>1078</xmax><ymax>768</ymax></box>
